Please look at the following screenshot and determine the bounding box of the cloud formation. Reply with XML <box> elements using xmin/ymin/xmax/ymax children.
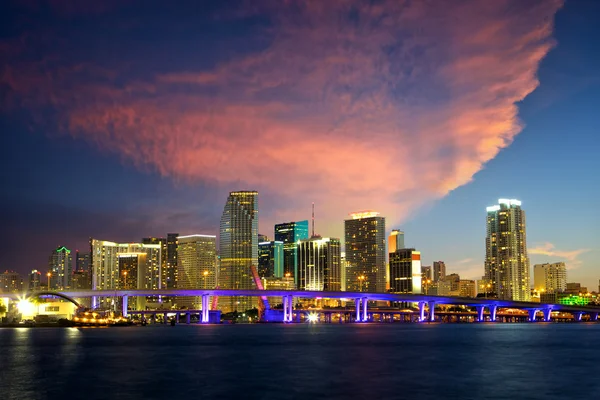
<box><xmin>1</xmin><ymin>0</ymin><xmax>564</xmax><ymax>233</ymax></box>
<box><xmin>529</xmin><ymin>242</ymin><xmax>591</xmax><ymax>269</ymax></box>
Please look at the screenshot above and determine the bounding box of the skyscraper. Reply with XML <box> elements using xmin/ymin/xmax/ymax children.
<box><xmin>485</xmin><ymin>199</ymin><xmax>530</xmax><ymax>301</ymax></box>
<box><xmin>258</xmin><ymin>240</ymin><xmax>284</xmax><ymax>278</ymax></box>
<box><xmin>75</xmin><ymin>250</ymin><xmax>91</xmax><ymax>273</ymax></box>
<box><xmin>219</xmin><ymin>191</ymin><xmax>259</xmax><ymax>312</ymax></box>
<box><xmin>177</xmin><ymin>234</ymin><xmax>217</xmax><ymax>309</ymax></box>
<box><xmin>533</xmin><ymin>262</ymin><xmax>567</xmax><ymax>294</ymax></box>
<box><xmin>0</xmin><ymin>271</ymin><xmax>22</xmax><ymax>293</ymax></box>
<box><xmin>142</xmin><ymin>237</ymin><xmax>167</xmax><ymax>290</ymax></box>
<box><xmin>274</xmin><ymin>220</ymin><xmax>309</xmax><ymax>283</ymax></box>
<box><xmin>389</xmin><ymin>248</ymin><xmax>422</xmax><ymax>294</ymax></box>
<box><xmin>48</xmin><ymin>246</ymin><xmax>72</xmax><ymax>290</ymax></box>
<box><xmin>29</xmin><ymin>270</ymin><xmax>42</xmax><ymax>291</ymax></box>
<box><xmin>344</xmin><ymin>211</ymin><xmax>386</xmax><ymax>293</ymax></box>
<box><xmin>433</xmin><ymin>261</ymin><xmax>446</xmax><ymax>282</ymax></box>
<box><xmin>297</xmin><ymin>236</ymin><xmax>341</xmax><ymax>291</ymax></box>
<box><xmin>166</xmin><ymin>233</ymin><xmax>179</xmax><ymax>288</ymax></box>
<box><xmin>388</xmin><ymin>229</ymin><xmax>405</xmax><ymax>253</ymax></box>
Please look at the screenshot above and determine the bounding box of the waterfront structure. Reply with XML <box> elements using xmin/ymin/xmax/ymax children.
<box><xmin>389</xmin><ymin>248</ymin><xmax>422</xmax><ymax>294</ymax></box>
<box><xmin>485</xmin><ymin>199</ymin><xmax>530</xmax><ymax>301</ymax></box>
<box><xmin>28</xmin><ymin>270</ymin><xmax>42</xmax><ymax>291</ymax></box>
<box><xmin>177</xmin><ymin>234</ymin><xmax>217</xmax><ymax>309</ymax></box>
<box><xmin>258</xmin><ymin>241</ymin><xmax>284</xmax><ymax>278</ymax></box>
<box><xmin>90</xmin><ymin>239</ymin><xmax>162</xmax><ymax>309</ymax></box>
<box><xmin>297</xmin><ymin>236</ymin><xmax>341</xmax><ymax>291</ymax></box>
<box><xmin>166</xmin><ymin>233</ymin><xmax>179</xmax><ymax>288</ymax></box>
<box><xmin>0</xmin><ymin>270</ymin><xmax>23</xmax><ymax>293</ymax></box>
<box><xmin>345</xmin><ymin>211</ymin><xmax>386</xmax><ymax>293</ymax></box>
<box><xmin>433</xmin><ymin>261</ymin><xmax>446</xmax><ymax>282</ymax></box>
<box><xmin>219</xmin><ymin>191</ymin><xmax>259</xmax><ymax>312</ymax></box>
<box><xmin>533</xmin><ymin>262</ymin><xmax>567</xmax><ymax>294</ymax></box>
<box><xmin>48</xmin><ymin>246</ymin><xmax>72</xmax><ymax>290</ymax></box>
<box><xmin>274</xmin><ymin>220</ymin><xmax>309</xmax><ymax>283</ymax></box>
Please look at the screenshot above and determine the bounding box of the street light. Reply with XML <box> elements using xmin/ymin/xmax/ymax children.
<box><xmin>425</xmin><ymin>279</ymin><xmax>431</xmax><ymax>295</ymax></box>
<box><xmin>47</xmin><ymin>272</ymin><xmax>51</xmax><ymax>291</ymax></box>
<box><xmin>486</xmin><ymin>283</ymin><xmax>491</xmax><ymax>299</ymax></box>
<box><xmin>123</xmin><ymin>271</ymin><xmax>128</xmax><ymax>289</ymax></box>
<box><xmin>358</xmin><ymin>275</ymin><xmax>365</xmax><ymax>292</ymax></box>
<box><xmin>203</xmin><ymin>271</ymin><xmax>208</xmax><ymax>288</ymax></box>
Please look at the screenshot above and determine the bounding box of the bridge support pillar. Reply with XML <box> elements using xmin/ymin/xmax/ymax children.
<box><xmin>186</xmin><ymin>312</ymin><xmax>190</xmax><ymax>324</ymax></box>
<box><xmin>543</xmin><ymin>308</ymin><xmax>553</xmax><ymax>322</ymax></box>
<box><xmin>476</xmin><ymin>306</ymin><xmax>485</xmax><ymax>322</ymax></box>
<box><xmin>489</xmin><ymin>305</ymin><xmax>498</xmax><ymax>322</ymax></box>
<box><xmin>201</xmin><ymin>295</ymin><xmax>210</xmax><ymax>323</ymax></box>
<box><xmin>591</xmin><ymin>313</ymin><xmax>598</xmax><ymax>322</ymax></box>
<box><xmin>355</xmin><ymin>298</ymin><xmax>361</xmax><ymax>322</ymax></box>
<box><xmin>176</xmin><ymin>312</ymin><xmax>180</xmax><ymax>324</ymax></box>
<box><xmin>528</xmin><ymin>309</ymin><xmax>539</xmax><ymax>322</ymax></box>
<box><xmin>362</xmin><ymin>297</ymin><xmax>368</xmax><ymax>322</ymax></box>
<box><xmin>418</xmin><ymin>302</ymin><xmax>426</xmax><ymax>322</ymax></box>
<box><xmin>287</xmin><ymin>296</ymin><xmax>294</xmax><ymax>322</ymax></box>
<box><xmin>574</xmin><ymin>312</ymin><xmax>583</xmax><ymax>322</ymax></box>
<box><xmin>163</xmin><ymin>312</ymin><xmax>168</xmax><ymax>324</ymax></box>
<box><xmin>428</xmin><ymin>301</ymin><xmax>436</xmax><ymax>322</ymax></box>
<box><xmin>122</xmin><ymin>295</ymin><xmax>128</xmax><ymax>317</ymax></box>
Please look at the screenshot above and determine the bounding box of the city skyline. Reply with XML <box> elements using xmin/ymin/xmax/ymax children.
<box><xmin>0</xmin><ymin>0</ymin><xmax>598</xmax><ymax>289</ymax></box>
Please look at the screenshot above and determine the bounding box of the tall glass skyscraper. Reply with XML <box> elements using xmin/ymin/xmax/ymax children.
<box><xmin>344</xmin><ymin>211</ymin><xmax>386</xmax><ymax>293</ymax></box>
<box><xmin>177</xmin><ymin>234</ymin><xmax>217</xmax><ymax>309</ymax></box>
<box><xmin>219</xmin><ymin>191</ymin><xmax>258</xmax><ymax>312</ymax></box>
<box><xmin>166</xmin><ymin>233</ymin><xmax>179</xmax><ymax>288</ymax></box>
<box><xmin>274</xmin><ymin>220</ymin><xmax>309</xmax><ymax>283</ymax></box>
<box><xmin>48</xmin><ymin>246</ymin><xmax>72</xmax><ymax>290</ymax></box>
<box><xmin>485</xmin><ymin>199</ymin><xmax>530</xmax><ymax>301</ymax></box>
<box><xmin>297</xmin><ymin>236</ymin><xmax>341</xmax><ymax>291</ymax></box>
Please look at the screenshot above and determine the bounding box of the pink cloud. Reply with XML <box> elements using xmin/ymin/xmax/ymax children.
<box><xmin>529</xmin><ymin>242</ymin><xmax>591</xmax><ymax>268</ymax></box>
<box><xmin>1</xmin><ymin>0</ymin><xmax>564</xmax><ymax>235</ymax></box>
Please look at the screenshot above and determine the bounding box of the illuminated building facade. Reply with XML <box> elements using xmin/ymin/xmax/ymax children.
<box><xmin>433</xmin><ymin>261</ymin><xmax>446</xmax><ymax>282</ymax></box>
<box><xmin>142</xmin><ymin>237</ymin><xmax>167</xmax><ymax>290</ymax></box>
<box><xmin>75</xmin><ymin>250</ymin><xmax>91</xmax><ymax>273</ymax></box>
<box><xmin>29</xmin><ymin>270</ymin><xmax>42</xmax><ymax>291</ymax></box>
<box><xmin>274</xmin><ymin>220</ymin><xmax>309</xmax><ymax>283</ymax></box>
<box><xmin>90</xmin><ymin>239</ymin><xmax>162</xmax><ymax>309</ymax></box>
<box><xmin>533</xmin><ymin>262</ymin><xmax>567</xmax><ymax>294</ymax></box>
<box><xmin>177</xmin><ymin>234</ymin><xmax>217</xmax><ymax>309</ymax></box>
<box><xmin>388</xmin><ymin>230</ymin><xmax>405</xmax><ymax>253</ymax></box>
<box><xmin>48</xmin><ymin>246</ymin><xmax>72</xmax><ymax>290</ymax></box>
<box><xmin>458</xmin><ymin>280</ymin><xmax>477</xmax><ymax>298</ymax></box>
<box><xmin>421</xmin><ymin>266</ymin><xmax>432</xmax><ymax>281</ymax></box>
<box><xmin>0</xmin><ymin>270</ymin><xmax>23</xmax><ymax>293</ymax></box>
<box><xmin>389</xmin><ymin>248</ymin><xmax>422</xmax><ymax>294</ymax></box>
<box><xmin>258</xmin><ymin>240</ymin><xmax>284</xmax><ymax>278</ymax></box>
<box><xmin>485</xmin><ymin>199</ymin><xmax>530</xmax><ymax>301</ymax></box>
<box><xmin>166</xmin><ymin>233</ymin><xmax>179</xmax><ymax>288</ymax></box>
<box><xmin>345</xmin><ymin>211</ymin><xmax>386</xmax><ymax>293</ymax></box>
<box><xmin>219</xmin><ymin>191</ymin><xmax>259</xmax><ymax>312</ymax></box>
<box><xmin>298</xmin><ymin>236</ymin><xmax>341</xmax><ymax>291</ymax></box>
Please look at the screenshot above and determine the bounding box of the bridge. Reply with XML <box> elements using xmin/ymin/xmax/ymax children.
<box><xmin>9</xmin><ymin>289</ymin><xmax>600</xmax><ymax>324</ymax></box>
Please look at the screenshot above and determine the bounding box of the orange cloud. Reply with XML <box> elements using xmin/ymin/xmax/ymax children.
<box><xmin>1</xmin><ymin>0</ymin><xmax>564</xmax><ymax>235</ymax></box>
<box><xmin>529</xmin><ymin>242</ymin><xmax>591</xmax><ymax>268</ymax></box>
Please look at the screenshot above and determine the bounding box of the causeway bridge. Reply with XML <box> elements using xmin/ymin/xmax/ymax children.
<box><xmin>11</xmin><ymin>289</ymin><xmax>600</xmax><ymax>324</ymax></box>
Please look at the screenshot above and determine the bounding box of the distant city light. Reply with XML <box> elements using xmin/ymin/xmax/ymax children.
<box><xmin>307</xmin><ymin>313</ymin><xmax>319</xmax><ymax>323</ymax></box>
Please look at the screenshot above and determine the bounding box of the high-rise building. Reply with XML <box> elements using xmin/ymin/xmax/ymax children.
<box><xmin>485</xmin><ymin>199</ymin><xmax>530</xmax><ymax>301</ymax></box>
<box><xmin>344</xmin><ymin>211</ymin><xmax>386</xmax><ymax>293</ymax></box>
<box><xmin>75</xmin><ymin>250</ymin><xmax>91</xmax><ymax>273</ymax></box>
<box><xmin>274</xmin><ymin>220</ymin><xmax>309</xmax><ymax>283</ymax></box>
<box><xmin>166</xmin><ymin>233</ymin><xmax>179</xmax><ymax>288</ymax></box>
<box><xmin>29</xmin><ymin>270</ymin><xmax>42</xmax><ymax>291</ymax></box>
<box><xmin>533</xmin><ymin>262</ymin><xmax>567</xmax><ymax>294</ymax></box>
<box><xmin>421</xmin><ymin>266</ymin><xmax>432</xmax><ymax>281</ymax></box>
<box><xmin>458</xmin><ymin>280</ymin><xmax>477</xmax><ymax>298</ymax></box>
<box><xmin>0</xmin><ymin>271</ymin><xmax>23</xmax><ymax>293</ymax></box>
<box><xmin>388</xmin><ymin>230</ymin><xmax>405</xmax><ymax>253</ymax></box>
<box><xmin>219</xmin><ymin>191</ymin><xmax>259</xmax><ymax>312</ymax></box>
<box><xmin>74</xmin><ymin>250</ymin><xmax>92</xmax><ymax>290</ymax></box>
<box><xmin>90</xmin><ymin>239</ymin><xmax>162</xmax><ymax>309</ymax></box>
<box><xmin>142</xmin><ymin>237</ymin><xmax>167</xmax><ymax>291</ymax></box>
<box><xmin>389</xmin><ymin>248</ymin><xmax>422</xmax><ymax>294</ymax></box>
<box><xmin>177</xmin><ymin>234</ymin><xmax>217</xmax><ymax>309</ymax></box>
<box><xmin>258</xmin><ymin>241</ymin><xmax>284</xmax><ymax>278</ymax></box>
<box><xmin>297</xmin><ymin>236</ymin><xmax>341</xmax><ymax>291</ymax></box>
<box><xmin>433</xmin><ymin>261</ymin><xmax>446</xmax><ymax>282</ymax></box>
<box><xmin>340</xmin><ymin>251</ymin><xmax>349</xmax><ymax>292</ymax></box>
<box><xmin>48</xmin><ymin>246</ymin><xmax>73</xmax><ymax>290</ymax></box>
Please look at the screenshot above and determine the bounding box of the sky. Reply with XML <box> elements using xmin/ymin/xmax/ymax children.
<box><xmin>0</xmin><ymin>0</ymin><xmax>598</xmax><ymax>288</ymax></box>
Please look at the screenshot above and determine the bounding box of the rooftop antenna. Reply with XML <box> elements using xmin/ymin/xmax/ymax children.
<box><xmin>312</xmin><ymin>202</ymin><xmax>315</xmax><ymax>237</ymax></box>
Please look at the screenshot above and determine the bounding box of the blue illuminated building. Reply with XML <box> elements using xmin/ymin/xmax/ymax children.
<box><xmin>258</xmin><ymin>241</ymin><xmax>284</xmax><ymax>278</ymax></box>
<box><xmin>274</xmin><ymin>220</ymin><xmax>309</xmax><ymax>283</ymax></box>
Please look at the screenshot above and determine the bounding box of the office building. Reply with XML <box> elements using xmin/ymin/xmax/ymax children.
<box><xmin>219</xmin><ymin>191</ymin><xmax>259</xmax><ymax>312</ymax></box>
<box><xmin>388</xmin><ymin>229</ymin><xmax>405</xmax><ymax>253</ymax></box>
<box><xmin>0</xmin><ymin>271</ymin><xmax>23</xmax><ymax>293</ymax></box>
<box><xmin>75</xmin><ymin>250</ymin><xmax>91</xmax><ymax>272</ymax></box>
<box><xmin>459</xmin><ymin>280</ymin><xmax>477</xmax><ymax>298</ymax></box>
<box><xmin>485</xmin><ymin>199</ymin><xmax>530</xmax><ymax>301</ymax></box>
<box><xmin>48</xmin><ymin>246</ymin><xmax>73</xmax><ymax>290</ymax></box>
<box><xmin>166</xmin><ymin>233</ymin><xmax>179</xmax><ymax>288</ymax></box>
<box><xmin>389</xmin><ymin>248</ymin><xmax>422</xmax><ymax>294</ymax></box>
<box><xmin>258</xmin><ymin>240</ymin><xmax>284</xmax><ymax>278</ymax></box>
<box><xmin>533</xmin><ymin>262</ymin><xmax>567</xmax><ymax>294</ymax></box>
<box><xmin>177</xmin><ymin>234</ymin><xmax>217</xmax><ymax>309</ymax></box>
<box><xmin>72</xmin><ymin>270</ymin><xmax>91</xmax><ymax>290</ymax></box>
<box><xmin>274</xmin><ymin>220</ymin><xmax>309</xmax><ymax>283</ymax></box>
<box><xmin>298</xmin><ymin>236</ymin><xmax>341</xmax><ymax>291</ymax></box>
<box><xmin>345</xmin><ymin>211</ymin><xmax>386</xmax><ymax>293</ymax></box>
<box><xmin>29</xmin><ymin>270</ymin><xmax>42</xmax><ymax>291</ymax></box>
<box><xmin>433</xmin><ymin>261</ymin><xmax>446</xmax><ymax>282</ymax></box>
<box><xmin>90</xmin><ymin>239</ymin><xmax>162</xmax><ymax>309</ymax></box>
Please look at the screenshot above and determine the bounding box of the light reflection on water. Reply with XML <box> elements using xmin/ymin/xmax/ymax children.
<box><xmin>1</xmin><ymin>324</ymin><xmax>599</xmax><ymax>400</ymax></box>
